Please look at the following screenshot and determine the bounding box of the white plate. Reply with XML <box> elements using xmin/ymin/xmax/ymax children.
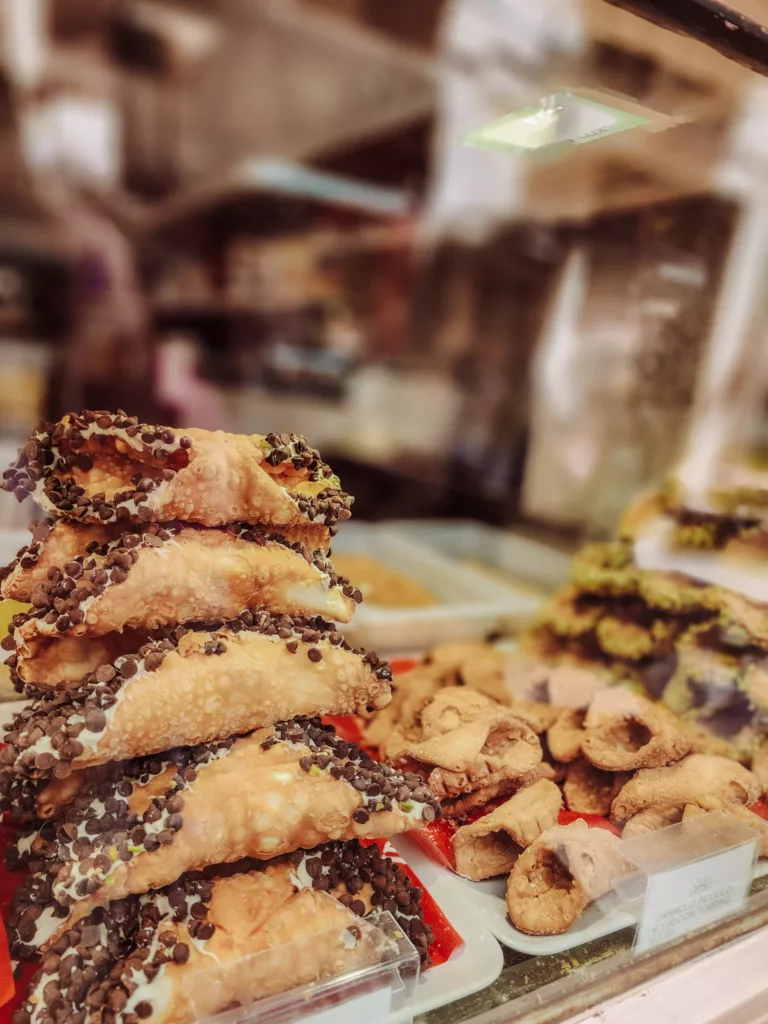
<box><xmin>390</xmin><ymin>835</ymin><xmax>504</xmax><ymax>1019</ymax></box>
<box><xmin>466</xmin><ymin>856</ymin><xmax>768</xmax><ymax>956</ymax></box>
<box><xmin>467</xmin><ymin>873</ymin><xmax>636</xmax><ymax>955</ymax></box>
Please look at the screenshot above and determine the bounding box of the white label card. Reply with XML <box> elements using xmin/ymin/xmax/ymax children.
<box><xmin>635</xmin><ymin>840</ymin><xmax>757</xmax><ymax>953</ymax></box>
<box><xmin>300</xmin><ymin>983</ymin><xmax>391</xmax><ymax>1024</ymax></box>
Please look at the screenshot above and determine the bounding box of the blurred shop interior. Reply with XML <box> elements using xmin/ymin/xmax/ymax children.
<box><xmin>2</xmin><ymin>0</ymin><xmax>768</xmax><ymax>541</ymax></box>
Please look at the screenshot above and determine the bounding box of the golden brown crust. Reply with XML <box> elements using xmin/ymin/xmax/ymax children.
<box><xmin>753</xmin><ymin>739</ymin><xmax>768</xmax><ymax>797</ymax></box>
<box><xmin>506</xmin><ymin>822</ymin><xmax>625</xmax><ymax>936</ymax></box>
<box><xmin>621</xmin><ymin>806</ymin><xmax>684</xmax><ymax>838</ymax></box>
<box><xmin>451</xmin><ymin>780</ymin><xmax>562</xmax><ymax>880</ymax></box>
<box><xmin>563</xmin><ymin>759</ymin><xmax>630</xmax><ymax>817</ymax></box>
<box><xmin>15</xmin><ymin>629</ymin><xmax>151</xmax><ymax>688</ymax></box>
<box><xmin>582</xmin><ymin>690</ymin><xmax>691</xmax><ymax>771</ymax></box>
<box><xmin>547</xmin><ymin>709</ymin><xmax>586</xmax><ymax>763</ymax></box>
<box><xmin>611</xmin><ymin>754</ymin><xmax>760</xmax><ymax>823</ymax></box>
<box><xmin>400</xmin><ymin>711</ymin><xmax>542</xmax><ymax>802</ymax></box>
<box><xmin>38</xmin><ymin>727</ymin><xmax>437</xmax><ymax>946</ymax></box>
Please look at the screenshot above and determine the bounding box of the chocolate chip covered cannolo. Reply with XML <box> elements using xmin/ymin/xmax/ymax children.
<box><xmin>451</xmin><ymin>779</ymin><xmax>562</xmax><ymax>881</ymax></box>
<box><xmin>7</xmin><ymin>719</ymin><xmax>441</xmax><ymax>948</ymax></box>
<box><xmin>581</xmin><ymin>690</ymin><xmax>691</xmax><ymax>771</ymax></box>
<box><xmin>506</xmin><ymin>821</ymin><xmax>626</xmax><ymax>936</ymax></box>
<box><xmin>4</xmin><ymin>522</ymin><xmax>359</xmax><ymax>659</ymax></box>
<box><xmin>12</xmin><ymin>840</ymin><xmax>433</xmax><ymax>1024</ymax></box>
<box><xmin>3</xmin><ymin>413</ymin><xmax>351</xmax><ymax>539</ymax></box>
<box><xmin>2</xmin><ymin>613</ymin><xmax>391</xmax><ymax>778</ymax></box>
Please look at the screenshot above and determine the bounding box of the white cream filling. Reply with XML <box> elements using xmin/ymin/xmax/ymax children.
<box><xmin>27</xmin><ymin>659</ymin><xmax>146</xmax><ymax>758</ymax></box>
<box><xmin>16</xmin><ymin>832</ymin><xmax>36</xmax><ymax>856</ymax></box>
<box><xmin>30</xmin><ymin>421</ymin><xmax>183</xmax><ymax>517</ymax></box>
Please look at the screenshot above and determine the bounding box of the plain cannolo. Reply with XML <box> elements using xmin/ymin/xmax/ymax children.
<box><xmin>547</xmin><ymin>709</ymin><xmax>586</xmax><ymax>763</ymax></box>
<box><xmin>451</xmin><ymin>779</ymin><xmax>562</xmax><ymax>880</ymax></box>
<box><xmin>611</xmin><ymin>754</ymin><xmax>760</xmax><ymax>824</ymax></box>
<box><xmin>681</xmin><ymin>802</ymin><xmax>768</xmax><ymax>855</ymax></box>
<box><xmin>12</xmin><ymin>839</ymin><xmax>434</xmax><ymax>1024</ymax></box>
<box><xmin>2</xmin><ymin>613</ymin><xmax>392</xmax><ymax>777</ymax></box>
<box><xmin>398</xmin><ymin>709</ymin><xmax>542</xmax><ymax>817</ymax></box>
<box><xmin>621</xmin><ymin>806</ymin><xmax>685</xmax><ymax>838</ymax></box>
<box><xmin>5</xmin><ymin>521</ymin><xmax>358</xmax><ymax>652</ymax></box>
<box><xmin>7</xmin><ymin>719</ymin><xmax>441</xmax><ymax>947</ymax></box>
<box><xmin>506</xmin><ymin>821</ymin><xmax>626</xmax><ymax>936</ymax></box>
<box><xmin>581</xmin><ymin>690</ymin><xmax>691</xmax><ymax>771</ymax></box>
<box><xmin>563</xmin><ymin>759</ymin><xmax>630</xmax><ymax>817</ymax></box>
<box><xmin>2</xmin><ymin>413</ymin><xmax>351</xmax><ymax>538</ymax></box>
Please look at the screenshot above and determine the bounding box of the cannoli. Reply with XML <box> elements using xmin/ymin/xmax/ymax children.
<box><xmin>362</xmin><ymin>667</ymin><xmax>443</xmax><ymax>760</ymax></box>
<box><xmin>581</xmin><ymin>690</ymin><xmax>691</xmax><ymax>771</ymax></box>
<box><xmin>621</xmin><ymin>806</ymin><xmax>684</xmax><ymax>838</ymax></box>
<box><xmin>753</xmin><ymin>739</ymin><xmax>768</xmax><ymax>796</ymax></box>
<box><xmin>6</xmin><ymin>521</ymin><xmax>358</xmax><ymax>651</ymax></box>
<box><xmin>611</xmin><ymin>754</ymin><xmax>760</xmax><ymax>824</ymax></box>
<box><xmin>547</xmin><ymin>709</ymin><xmax>586</xmax><ymax>763</ymax></box>
<box><xmin>563</xmin><ymin>759</ymin><xmax>630</xmax><ymax>817</ymax></box>
<box><xmin>451</xmin><ymin>779</ymin><xmax>562</xmax><ymax>880</ymax></box>
<box><xmin>3</xmin><ymin>413</ymin><xmax>351</xmax><ymax>538</ymax></box>
<box><xmin>12</xmin><ymin>840</ymin><xmax>434</xmax><ymax>1024</ymax></box>
<box><xmin>0</xmin><ymin>763</ymin><xmax>111</xmax><ymax>822</ymax></box>
<box><xmin>681</xmin><ymin>802</ymin><xmax>768</xmax><ymax>855</ymax></box>
<box><xmin>2</xmin><ymin>613</ymin><xmax>392</xmax><ymax>776</ymax></box>
<box><xmin>545</xmin><ymin>665</ymin><xmax>609</xmax><ymax>709</ymax></box>
<box><xmin>505</xmin><ymin>699</ymin><xmax>562</xmax><ymax>734</ymax></box>
<box><xmin>7</xmin><ymin>718</ymin><xmax>441</xmax><ymax>947</ymax></box>
<box><xmin>506</xmin><ymin>821</ymin><xmax>626</xmax><ymax>936</ymax></box>
<box><xmin>397</xmin><ymin>710</ymin><xmax>542</xmax><ymax>817</ymax></box>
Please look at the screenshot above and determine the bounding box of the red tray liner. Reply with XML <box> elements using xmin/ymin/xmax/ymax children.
<box><xmin>0</xmin><ymin>829</ymin><xmax>462</xmax><ymax>1024</ymax></box>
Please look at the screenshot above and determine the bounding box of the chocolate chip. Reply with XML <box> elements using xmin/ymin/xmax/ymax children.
<box><xmin>80</xmin><ymin>924</ymin><xmax>100</xmax><ymax>947</ymax></box>
<box><xmin>352</xmin><ymin>809</ymin><xmax>369</xmax><ymax>824</ymax></box>
<box><xmin>190</xmin><ymin>902</ymin><xmax>207</xmax><ymax>919</ymax></box>
<box><xmin>143</xmin><ymin>651</ymin><xmax>165</xmax><ymax>672</ymax></box>
<box><xmin>172</xmin><ymin>942</ymin><xmax>189</xmax><ymax>963</ymax></box>
<box><xmin>85</xmin><ymin>709</ymin><xmax>106</xmax><ymax>732</ymax></box>
<box><xmin>134</xmin><ymin>1002</ymin><xmax>153</xmax><ymax>1019</ymax></box>
<box><xmin>307</xmin><ymin>648</ymin><xmax>322</xmax><ymax>662</ymax></box>
<box><xmin>196</xmin><ymin>921</ymin><xmax>215</xmax><ymax>940</ymax></box>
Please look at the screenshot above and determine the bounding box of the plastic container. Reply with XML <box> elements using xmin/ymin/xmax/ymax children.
<box><xmin>330</xmin><ymin>523</ymin><xmax>542</xmax><ymax>653</ymax></box>
<box><xmin>188</xmin><ymin>911</ymin><xmax>420</xmax><ymax>1024</ymax></box>
<box><xmin>387</xmin><ymin>519</ymin><xmax>572</xmax><ymax>595</ymax></box>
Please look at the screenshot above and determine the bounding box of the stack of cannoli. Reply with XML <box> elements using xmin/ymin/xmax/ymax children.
<box><xmin>0</xmin><ymin>413</ymin><xmax>441</xmax><ymax>1024</ymax></box>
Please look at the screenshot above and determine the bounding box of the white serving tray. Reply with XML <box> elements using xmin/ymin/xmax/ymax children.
<box><xmin>331</xmin><ymin>523</ymin><xmax>543</xmax><ymax>652</ymax></box>
<box><xmin>390</xmin><ymin>834</ymin><xmax>504</xmax><ymax>1020</ymax></box>
<box><xmin>388</xmin><ymin>519</ymin><xmax>572</xmax><ymax>595</ymax></box>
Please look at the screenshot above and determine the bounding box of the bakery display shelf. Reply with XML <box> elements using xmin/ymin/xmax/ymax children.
<box><xmin>330</xmin><ymin>523</ymin><xmax>542</xmax><ymax>652</ymax></box>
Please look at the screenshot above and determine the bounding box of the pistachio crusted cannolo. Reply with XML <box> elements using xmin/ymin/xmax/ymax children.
<box><xmin>12</xmin><ymin>839</ymin><xmax>433</xmax><ymax>1024</ymax></box>
<box><xmin>7</xmin><ymin>718</ymin><xmax>441</xmax><ymax>948</ymax></box>
<box><xmin>2</xmin><ymin>413</ymin><xmax>351</xmax><ymax>538</ymax></box>
<box><xmin>1</xmin><ymin>612</ymin><xmax>391</xmax><ymax>777</ymax></box>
